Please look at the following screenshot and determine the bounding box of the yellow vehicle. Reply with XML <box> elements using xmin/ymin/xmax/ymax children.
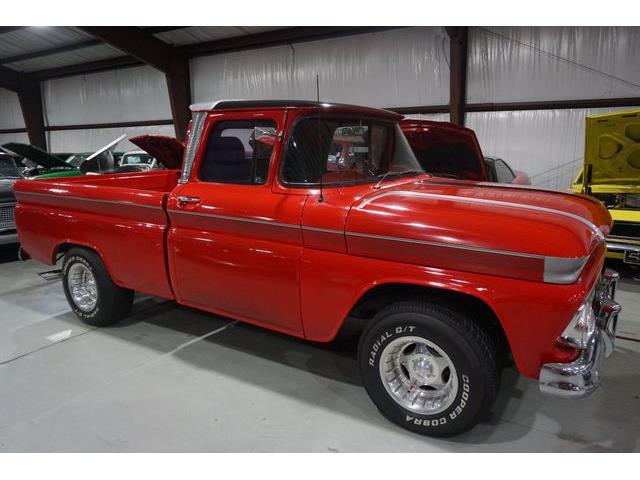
<box><xmin>571</xmin><ymin>108</ymin><xmax>640</xmax><ymax>263</ymax></box>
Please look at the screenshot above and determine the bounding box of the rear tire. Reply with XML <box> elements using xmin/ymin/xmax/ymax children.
<box><xmin>62</xmin><ymin>247</ymin><xmax>133</xmax><ymax>326</ymax></box>
<box><xmin>358</xmin><ymin>301</ymin><xmax>498</xmax><ymax>437</ymax></box>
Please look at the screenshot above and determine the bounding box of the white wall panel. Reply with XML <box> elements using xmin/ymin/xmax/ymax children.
<box><xmin>191</xmin><ymin>45</ymin><xmax>295</xmax><ymax>102</ymax></box>
<box><xmin>404</xmin><ymin>113</ymin><xmax>451</xmax><ymax>122</ymax></box>
<box><xmin>466</xmin><ymin>106</ymin><xmax>637</xmax><ymax>191</ymax></box>
<box><xmin>47</xmin><ymin>124</ymin><xmax>176</xmax><ymax>153</ymax></box>
<box><xmin>291</xmin><ymin>27</ymin><xmax>449</xmax><ymax>107</ymax></box>
<box><xmin>191</xmin><ymin>27</ymin><xmax>449</xmax><ymax>108</ymax></box>
<box><xmin>0</xmin><ymin>88</ymin><xmax>25</xmax><ymax>129</ymax></box>
<box><xmin>43</xmin><ymin>66</ymin><xmax>172</xmax><ymax>127</ymax></box>
<box><xmin>0</xmin><ymin>132</ymin><xmax>29</xmax><ymax>145</ymax></box>
<box><xmin>468</xmin><ymin>27</ymin><xmax>640</xmax><ymax>103</ymax></box>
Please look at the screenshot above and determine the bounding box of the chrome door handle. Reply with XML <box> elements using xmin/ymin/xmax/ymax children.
<box><xmin>176</xmin><ymin>195</ymin><xmax>201</xmax><ymax>206</ymax></box>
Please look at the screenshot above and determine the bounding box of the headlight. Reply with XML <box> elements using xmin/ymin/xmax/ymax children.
<box><xmin>560</xmin><ymin>287</ymin><xmax>596</xmax><ymax>349</ymax></box>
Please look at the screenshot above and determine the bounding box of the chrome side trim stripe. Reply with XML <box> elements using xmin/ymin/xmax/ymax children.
<box><xmin>167</xmin><ymin>208</ymin><xmax>300</xmax><ymax>230</ymax></box>
<box><xmin>357</xmin><ymin>190</ymin><xmax>605</xmax><ymax>241</ymax></box>
<box><xmin>302</xmin><ymin>225</ymin><xmax>346</xmax><ymax>235</ymax></box>
<box><xmin>345</xmin><ymin>230</ymin><xmax>545</xmax><ymax>259</ymax></box>
<box><xmin>169</xmin><ymin>207</ymin><xmax>585</xmax><ymax>282</ymax></box>
<box><xmin>16</xmin><ymin>191</ymin><xmax>163</xmax><ymax>210</ymax></box>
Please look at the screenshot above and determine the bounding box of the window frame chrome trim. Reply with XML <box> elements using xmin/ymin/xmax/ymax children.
<box><xmin>179</xmin><ymin>110</ymin><xmax>207</xmax><ymax>184</ymax></box>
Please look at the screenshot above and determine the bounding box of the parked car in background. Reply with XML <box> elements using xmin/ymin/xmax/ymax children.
<box><xmin>2</xmin><ymin>143</ymin><xmax>83</xmax><ymax>179</ymax></box>
<box><xmin>119</xmin><ymin>150</ymin><xmax>158</xmax><ymax>171</ymax></box>
<box><xmin>64</xmin><ymin>153</ymin><xmax>92</xmax><ymax>169</ymax></box>
<box><xmin>0</xmin><ymin>151</ymin><xmax>22</xmax><ymax>245</ymax></box>
<box><xmin>484</xmin><ymin>156</ymin><xmax>531</xmax><ymax>185</ymax></box>
<box><xmin>14</xmin><ymin>100</ymin><xmax>620</xmax><ymax>438</ymax></box>
<box><xmin>400</xmin><ymin>119</ymin><xmax>487</xmax><ymax>181</ymax></box>
<box><xmin>400</xmin><ymin>119</ymin><xmax>530</xmax><ymax>185</ymax></box>
<box><xmin>570</xmin><ymin>108</ymin><xmax>640</xmax><ymax>264</ymax></box>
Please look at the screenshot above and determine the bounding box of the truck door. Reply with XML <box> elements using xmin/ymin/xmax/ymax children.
<box><xmin>166</xmin><ymin>110</ymin><xmax>306</xmax><ymax>336</ymax></box>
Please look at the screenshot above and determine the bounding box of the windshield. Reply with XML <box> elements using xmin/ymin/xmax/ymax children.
<box><xmin>0</xmin><ymin>155</ymin><xmax>23</xmax><ymax>179</ymax></box>
<box><xmin>281</xmin><ymin>117</ymin><xmax>423</xmax><ymax>186</ymax></box>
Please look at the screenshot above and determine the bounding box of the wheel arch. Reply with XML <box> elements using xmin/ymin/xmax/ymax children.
<box><xmin>53</xmin><ymin>241</ymin><xmax>118</xmax><ymax>284</ymax></box>
<box><xmin>336</xmin><ymin>282</ymin><xmax>511</xmax><ymax>360</ymax></box>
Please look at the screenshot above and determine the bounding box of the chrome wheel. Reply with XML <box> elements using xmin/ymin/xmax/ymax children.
<box><xmin>379</xmin><ymin>336</ymin><xmax>458</xmax><ymax>415</ymax></box>
<box><xmin>67</xmin><ymin>262</ymin><xmax>98</xmax><ymax>312</ymax></box>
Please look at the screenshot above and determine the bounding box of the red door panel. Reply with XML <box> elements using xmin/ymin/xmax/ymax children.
<box><xmin>166</xmin><ymin>110</ymin><xmax>307</xmax><ymax>336</ymax></box>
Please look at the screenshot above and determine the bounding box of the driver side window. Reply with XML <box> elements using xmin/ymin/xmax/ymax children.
<box><xmin>199</xmin><ymin>120</ymin><xmax>276</xmax><ymax>185</ymax></box>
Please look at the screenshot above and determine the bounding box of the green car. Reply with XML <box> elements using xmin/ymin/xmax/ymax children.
<box><xmin>1</xmin><ymin>142</ymin><xmax>83</xmax><ymax>179</ymax></box>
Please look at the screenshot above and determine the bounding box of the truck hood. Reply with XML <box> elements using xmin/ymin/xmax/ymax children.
<box><xmin>583</xmin><ymin>108</ymin><xmax>640</xmax><ymax>187</ymax></box>
<box><xmin>400</xmin><ymin>119</ymin><xmax>487</xmax><ymax>181</ymax></box>
<box><xmin>129</xmin><ymin>135</ymin><xmax>184</xmax><ymax>170</ymax></box>
<box><xmin>1</xmin><ymin>142</ymin><xmax>71</xmax><ymax>169</ymax></box>
<box><xmin>346</xmin><ymin>179</ymin><xmax>611</xmax><ymax>284</ymax></box>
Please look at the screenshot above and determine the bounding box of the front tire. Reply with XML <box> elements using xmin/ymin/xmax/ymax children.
<box><xmin>358</xmin><ymin>301</ymin><xmax>498</xmax><ymax>437</ymax></box>
<box><xmin>62</xmin><ymin>247</ymin><xmax>133</xmax><ymax>326</ymax></box>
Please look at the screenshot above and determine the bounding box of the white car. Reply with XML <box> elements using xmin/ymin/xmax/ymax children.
<box><xmin>119</xmin><ymin>150</ymin><xmax>158</xmax><ymax>171</ymax></box>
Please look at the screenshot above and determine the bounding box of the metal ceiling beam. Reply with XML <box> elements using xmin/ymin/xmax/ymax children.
<box><xmin>0</xmin><ymin>64</ymin><xmax>23</xmax><ymax>91</ymax></box>
<box><xmin>445</xmin><ymin>27</ymin><xmax>468</xmax><ymax>127</ymax></box>
<box><xmin>142</xmin><ymin>26</ymin><xmax>187</xmax><ymax>34</ymax></box>
<box><xmin>77</xmin><ymin>26</ymin><xmax>173</xmax><ymax>71</ymax></box>
<box><xmin>76</xmin><ymin>26</ymin><xmax>191</xmax><ymax>140</ymax></box>
<box><xmin>181</xmin><ymin>26</ymin><xmax>405</xmax><ymax>57</ymax></box>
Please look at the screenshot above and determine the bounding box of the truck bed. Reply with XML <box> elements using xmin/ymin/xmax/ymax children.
<box><xmin>14</xmin><ymin>170</ymin><xmax>180</xmax><ymax>299</ymax></box>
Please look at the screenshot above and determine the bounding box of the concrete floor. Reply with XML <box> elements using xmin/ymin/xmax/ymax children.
<box><xmin>0</xmin><ymin>244</ymin><xmax>639</xmax><ymax>452</ymax></box>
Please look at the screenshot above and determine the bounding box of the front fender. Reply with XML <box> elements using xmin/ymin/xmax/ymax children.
<box><xmin>300</xmin><ymin>247</ymin><xmax>603</xmax><ymax>379</ymax></box>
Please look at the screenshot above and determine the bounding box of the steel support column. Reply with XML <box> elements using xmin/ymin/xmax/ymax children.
<box><xmin>446</xmin><ymin>27</ymin><xmax>468</xmax><ymax>127</ymax></box>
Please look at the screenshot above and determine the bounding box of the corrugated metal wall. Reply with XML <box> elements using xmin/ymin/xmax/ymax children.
<box><xmin>1</xmin><ymin>26</ymin><xmax>639</xmax><ymax>187</ymax></box>
<box><xmin>0</xmin><ymin>87</ymin><xmax>24</xmax><ymax>130</ymax></box>
<box><xmin>466</xmin><ymin>26</ymin><xmax>640</xmax><ymax>189</ymax></box>
<box><xmin>191</xmin><ymin>27</ymin><xmax>450</xmax><ymax>107</ymax></box>
<box><xmin>42</xmin><ymin>65</ymin><xmax>175</xmax><ymax>152</ymax></box>
<box><xmin>0</xmin><ymin>88</ymin><xmax>27</xmax><ymax>145</ymax></box>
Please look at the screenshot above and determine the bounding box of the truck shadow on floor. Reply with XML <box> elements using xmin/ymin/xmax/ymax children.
<box><xmin>93</xmin><ymin>297</ymin><xmax>640</xmax><ymax>448</ymax></box>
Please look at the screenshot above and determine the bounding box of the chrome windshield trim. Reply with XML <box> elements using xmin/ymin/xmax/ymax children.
<box><xmin>357</xmin><ymin>190</ymin><xmax>605</xmax><ymax>241</ymax></box>
<box><xmin>179</xmin><ymin>110</ymin><xmax>207</xmax><ymax>184</ymax></box>
<box><xmin>16</xmin><ymin>191</ymin><xmax>163</xmax><ymax>210</ymax></box>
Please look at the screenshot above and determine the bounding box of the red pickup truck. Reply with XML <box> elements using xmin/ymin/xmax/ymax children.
<box><xmin>14</xmin><ymin>100</ymin><xmax>621</xmax><ymax>437</ymax></box>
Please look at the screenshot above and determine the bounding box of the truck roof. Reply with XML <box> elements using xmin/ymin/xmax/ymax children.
<box><xmin>189</xmin><ymin>99</ymin><xmax>402</xmax><ymax>121</ymax></box>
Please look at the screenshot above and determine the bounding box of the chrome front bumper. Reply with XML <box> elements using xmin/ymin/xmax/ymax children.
<box><xmin>606</xmin><ymin>240</ymin><xmax>640</xmax><ymax>255</ymax></box>
<box><xmin>539</xmin><ymin>269</ymin><xmax>621</xmax><ymax>398</ymax></box>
